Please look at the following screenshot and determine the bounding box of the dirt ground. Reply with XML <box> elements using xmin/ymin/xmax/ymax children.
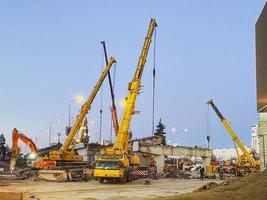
<box><xmin>0</xmin><ymin>177</ymin><xmax>221</xmax><ymax>200</ymax></box>
<box><xmin>154</xmin><ymin>169</ymin><xmax>267</xmax><ymax>200</ymax></box>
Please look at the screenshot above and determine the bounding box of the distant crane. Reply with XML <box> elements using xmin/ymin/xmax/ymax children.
<box><xmin>207</xmin><ymin>99</ymin><xmax>260</xmax><ymax>175</ymax></box>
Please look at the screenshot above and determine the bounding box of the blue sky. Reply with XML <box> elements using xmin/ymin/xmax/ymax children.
<box><xmin>0</xmin><ymin>1</ymin><xmax>266</xmax><ymax>150</ymax></box>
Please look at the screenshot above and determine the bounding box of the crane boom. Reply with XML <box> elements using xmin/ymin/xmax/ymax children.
<box><xmin>207</xmin><ymin>99</ymin><xmax>257</xmax><ymax>166</ymax></box>
<box><xmin>31</xmin><ymin>57</ymin><xmax>116</xmax><ymax>181</ymax></box>
<box><xmin>113</xmin><ymin>18</ymin><xmax>157</xmax><ymax>152</ymax></box>
<box><xmin>60</xmin><ymin>57</ymin><xmax>117</xmax><ymax>153</ymax></box>
<box><xmin>101</xmin><ymin>41</ymin><xmax>119</xmax><ymax>134</ymax></box>
<box><xmin>94</xmin><ymin>19</ymin><xmax>157</xmax><ymax>183</ymax></box>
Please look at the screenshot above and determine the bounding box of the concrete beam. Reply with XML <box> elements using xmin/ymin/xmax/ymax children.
<box><xmin>140</xmin><ymin>145</ymin><xmax>212</xmax><ymax>158</ymax></box>
<box><xmin>139</xmin><ymin>145</ymin><xmax>212</xmax><ymax>174</ymax></box>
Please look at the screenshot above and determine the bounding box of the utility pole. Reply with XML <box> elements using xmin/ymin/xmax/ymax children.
<box><xmin>49</xmin><ymin>125</ymin><xmax>52</xmax><ymax>146</ymax></box>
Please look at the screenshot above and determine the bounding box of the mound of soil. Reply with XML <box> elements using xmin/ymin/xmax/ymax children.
<box><xmin>156</xmin><ymin>169</ymin><xmax>267</xmax><ymax>200</ymax></box>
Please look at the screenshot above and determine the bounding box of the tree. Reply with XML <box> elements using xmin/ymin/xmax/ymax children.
<box><xmin>154</xmin><ymin>119</ymin><xmax>166</xmax><ymax>145</ymax></box>
<box><xmin>0</xmin><ymin>133</ymin><xmax>6</xmax><ymax>146</ymax></box>
<box><xmin>154</xmin><ymin>118</ymin><xmax>166</xmax><ymax>136</ymax></box>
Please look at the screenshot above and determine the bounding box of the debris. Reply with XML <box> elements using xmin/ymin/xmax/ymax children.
<box><xmin>144</xmin><ymin>178</ymin><xmax>151</xmax><ymax>185</ymax></box>
<box><xmin>152</xmin><ymin>168</ymin><xmax>267</xmax><ymax>200</ymax></box>
<box><xmin>195</xmin><ymin>182</ymin><xmax>218</xmax><ymax>192</ymax></box>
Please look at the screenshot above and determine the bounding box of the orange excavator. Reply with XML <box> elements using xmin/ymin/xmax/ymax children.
<box><xmin>10</xmin><ymin>128</ymin><xmax>37</xmax><ymax>172</ymax></box>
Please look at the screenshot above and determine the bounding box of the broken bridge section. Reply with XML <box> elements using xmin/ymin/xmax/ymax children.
<box><xmin>139</xmin><ymin>145</ymin><xmax>212</xmax><ymax>174</ymax></box>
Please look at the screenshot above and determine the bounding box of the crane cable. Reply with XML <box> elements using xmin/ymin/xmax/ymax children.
<box><xmin>206</xmin><ymin>104</ymin><xmax>211</xmax><ymax>148</ymax></box>
<box><xmin>152</xmin><ymin>26</ymin><xmax>157</xmax><ymax>136</ymax></box>
<box><xmin>110</xmin><ymin>62</ymin><xmax>117</xmax><ymax>142</ymax></box>
<box><xmin>99</xmin><ymin>47</ymin><xmax>104</xmax><ymax>144</ymax></box>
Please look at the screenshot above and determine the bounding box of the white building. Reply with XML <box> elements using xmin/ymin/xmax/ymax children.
<box><xmin>251</xmin><ymin>124</ymin><xmax>260</xmax><ymax>153</ymax></box>
<box><xmin>213</xmin><ymin>147</ymin><xmax>251</xmax><ymax>161</ymax></box>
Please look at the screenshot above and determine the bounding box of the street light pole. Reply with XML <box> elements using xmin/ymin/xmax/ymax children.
<box><xmin>68</xmin><ymin>95</ymin><xmax>84</xmax><ymax>129</ymax></box>
<box><xmin>49</xmin><ymin>120</ymin><xmax>59</xmax><ymax>146</ymax></box>
<box><xmin>68</xmin><ymin>103</ymin><xmax>71</xmax><ymax>128</ymax></box>
<box><xmin>57</xmin><ymin>132</ymin><xmax>61</xmax><ymax>144</ymax></box>
<box><xmin>49</xmin><ymin>124</ymin><xmax>52</xmax><ymax>146</ymax></box>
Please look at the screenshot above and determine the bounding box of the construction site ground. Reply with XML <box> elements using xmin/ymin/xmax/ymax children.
<box><xmin>0</xmin><ymin>176</ymin><xmax>221</xmax><ymax>200</ymax></box>
<box><xmin>1</xmin><ymin>169</ymin><xmax>266</xmax><ymax>200</ymax></box>
<box><xmin>153</xmin><ymin>169</ymin><xmax>267</xmax><ymax>200</ymax></box>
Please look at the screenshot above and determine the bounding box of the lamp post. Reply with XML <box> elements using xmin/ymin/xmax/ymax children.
<box><xmin>49</xmin><ymin>120</ymin><xmax>59</xmax><ymax>146</ymax></box>
<box><xmin>57</xmin><ymin>132</ymin><xmax>61</xmax><ymax>144</ymax></box>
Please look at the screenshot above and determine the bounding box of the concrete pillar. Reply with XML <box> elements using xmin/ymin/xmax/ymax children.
<box><xmin>258</xmin><ymin>112</ymin><xmax>267</xmax><ymax>169</ymax></box>
<box><xmin>154</xmin><ymin>155</ymin><xmax>165</xmax><ymax>174</ymax></box>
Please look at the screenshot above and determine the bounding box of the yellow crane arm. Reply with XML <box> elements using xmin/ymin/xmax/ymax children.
<box><xmin>113</xmin><ymin>19</ymin><xmax>157</xmax><ymax>152</ymax></box>
<box><xmin>207</xmin><ymin>99</ymin><xmax>257</xmax><ymax>166</ymax></box>
<box><xmin>61</xmin><ymin>57</ymin><xmax>117</xmax><ymax>152</ymax></box>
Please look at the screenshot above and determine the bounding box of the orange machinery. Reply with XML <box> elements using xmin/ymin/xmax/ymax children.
<box><xmin>10</xmin><ymin>128</ymin><xmax>37</xmax><ymax>172</ymax></box>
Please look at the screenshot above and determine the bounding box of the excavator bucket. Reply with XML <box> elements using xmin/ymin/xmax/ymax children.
<box><xmin>9</xmin><ymin>158</ymin><xmax>16</xmax><ymax>172</ymax></box>
<box><xmin>9</xmin><ymin>151</ymin><xmax>18</xmax><ymax>172</ymax></box>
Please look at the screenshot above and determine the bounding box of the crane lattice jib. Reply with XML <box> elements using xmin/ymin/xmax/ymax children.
<box><xmin>113</xmin><ymin>18</ymin><xmax>157</xmax><ymax>152</ymax></box>
<box><xmin>60</xmin><ymin>57</ymin><xmax>117</xmax><ymax>152</ymax></box>
<box><xmin>207</xmin><ymin>99</ymin><xmax>257</xmax><ymax>166</ymax></box>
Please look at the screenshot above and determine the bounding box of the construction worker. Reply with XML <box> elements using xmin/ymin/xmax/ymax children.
<box><xmin>200</xmin><ymin>166</ymin><xmax>205</xmax><ymax>180</ymax></box>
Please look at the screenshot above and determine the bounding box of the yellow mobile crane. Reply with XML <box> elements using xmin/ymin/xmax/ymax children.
<box><xmin>207</xmin><ymin>99</ymin><xmax>260</xmax><ymax>175</ymax></box>
<box><xmin>94</xmin><ymin>18</ymin><xmax>157</xmax><ymax>183</ymax></box>
<box><xmin>31</xmin><ymin>57</ymin><xmax>116</xmax><ymax>181</ymax></box>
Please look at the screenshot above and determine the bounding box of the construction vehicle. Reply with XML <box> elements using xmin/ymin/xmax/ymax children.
<box><xmin>101</xmin><ymin>41</ymin><xmax>119</xmax><ymax>135</ymax></box>
<box><xmin>207</xmin><ymin>99</ymin><xmax>260</xmax><ymax>176</ymax></box>
<box><xmin>94</xmin><ymin>18</ymin><xmax>157</xmax><ymax>183</ymax></box>
<box><xmin>31</xmin><ymin>57</ymin><xmax>116</xmax><ymax>181</ymax></box>
<box><xmin>9</xmin><ymin>128</ymin><xmax>37</xmax><ymax>173</ymax></box>
<box><xmin>68</xmin><ymin>117</ymin><xmax>89</xmax><ymax>154</ymax></box>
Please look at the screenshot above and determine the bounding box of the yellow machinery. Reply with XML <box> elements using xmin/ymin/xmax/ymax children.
<box><xmin>94</xmin><ymin>18</ymin><xmax>157</xmax><ymax>183</ymax></box>
<box><xmin>207</xmin><ymin>99</ymin><xmax>260</xmax><ymax>175</ymax></box>
<box><xmin>31</xmin><ymin>57</ymin><xmax>116</xmax><ymax>181</ymax></box>
<box><xmin>69</xmin><ymin>117</ymin><xmax>89</xmax><ymax>155</ymax></box>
